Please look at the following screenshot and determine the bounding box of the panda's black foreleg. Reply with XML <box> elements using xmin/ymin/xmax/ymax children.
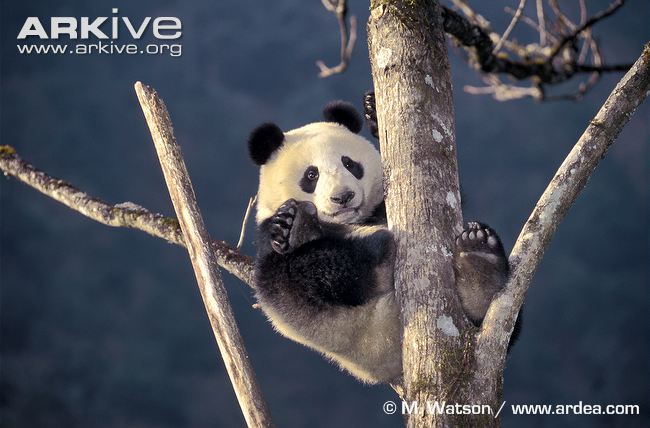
<box><xmin>453</xmin><ymin>222</ymin><xmax>522</xmax><ymax>349</ymax></box>
<box><xmin>259</xmin><ymin>199</ymin><xmax>323</xmax><ymax>256</ymax></box>
<box><xmin>256</xmin><ymin>235</ymin><xmax>392</xmax><ymax>308</ymax></box>
<box><xmin>256</xmin><ymin>199</ymin><xmax>394</xmax><ymax>308</ymax></box>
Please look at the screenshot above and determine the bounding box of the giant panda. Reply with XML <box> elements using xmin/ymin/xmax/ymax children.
<box><xmin>247</xmin><ymin>94</ymin><xmax>514</xmax><ymax>385</ymax></box>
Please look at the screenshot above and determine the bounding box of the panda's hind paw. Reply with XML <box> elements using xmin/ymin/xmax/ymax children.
<box><xmin>454</xmin><ymin>222</ymin><xmax>505</xmax><ymax>260</ymax></box>
<box><xmin>270</xmin><ymin>199</ymin><xmax>321</xmax><ymax>254</ymax></box>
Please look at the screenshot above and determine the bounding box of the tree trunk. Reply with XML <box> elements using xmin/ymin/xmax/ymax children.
<box><xmin>369</xmin><ymin>0</ymin><xmax>650</xmax><ymax>423</ymax></box>
<box><xmin>368</xmin><ymin>1</ymin><xmax>473</xmax><ymax>426</ymax></box>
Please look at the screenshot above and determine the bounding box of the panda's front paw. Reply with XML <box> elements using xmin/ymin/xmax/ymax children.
<box><xmin>363</xmin><ymin>91</ymin><xmax>379</xmax><ymax>139</ymax></box>
<box><xmin>270</xmin><ymin>199</ymin><xmax>321</xmax><ymax>254</ymax></box>
<box><xmin>269</xmin><ymin>200</ymin><xmax>297</xmax><ymax>254</ymax></box>
<box><xmin>454</xmin><ymin>222</ymin><xmax>506</xmax><ymax>262</ymax></box>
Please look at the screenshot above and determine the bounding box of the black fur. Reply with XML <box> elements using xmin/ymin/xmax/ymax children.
<box><xmin>453</xmin><ymin>221</ymin><xmax>521</xmax><ymax>349</ymax></box>
<box><xmin>342</xmin><ymin>156</ymin><xmax>364</xmax><ymax>179</ymax></box>
<box><xmin>255</xmin><ymin>200</ymin><xmax>394</xmax><ymax>309</ymax></box>
<box><xmin>363</xmin><ymin>91</ymin><xmax>379</xmax><ymax>139</ymax></box>
<box><xmin>248</xmin><ymin>123</ymin><xmax>285</xmax><ymax>165</ymax></box>
<box><xmin>299</xmin><ymin>166</ymin><xmax>319</xmax><ymax>194</ymax></box>
<box><xmin>323</xmin><ymin>101</ymin><xmax>363</xmax><ymax>134</ymax></box>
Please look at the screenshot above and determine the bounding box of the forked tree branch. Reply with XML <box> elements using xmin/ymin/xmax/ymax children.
<box><xmin>0</xmin><ymin>146</ymin><xmax>255</xmax><ymax>287</ymax></box>
<box><xmin>473</xmin><ymin>43</ymin><xmax>650</xmax><ymax>392</ymax></box>
<box><xmin>134</xmin><ymin>82</ymin><xmax>271</xmax><ymax>427</ymax></box>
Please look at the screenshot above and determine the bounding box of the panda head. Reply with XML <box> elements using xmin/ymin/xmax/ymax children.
<box><xmin>248</xmin><ymin>101</ymin><xmax>383</xmax><ymax>225</ymax></box>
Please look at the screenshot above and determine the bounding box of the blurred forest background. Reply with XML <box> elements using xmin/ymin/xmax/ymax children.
<box><xmin>1</xmin><ymin>1</ymin><xmax>648</xmax><ymax>427</ymax></box>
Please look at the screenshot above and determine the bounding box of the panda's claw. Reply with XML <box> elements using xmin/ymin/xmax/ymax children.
<box><xmin>271</xmin><ymin>239</ymin><xmax>289</xmax><ymax>254</ymax></box>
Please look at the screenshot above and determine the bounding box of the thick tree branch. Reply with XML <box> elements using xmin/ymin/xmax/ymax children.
<box><xmin>473</xmin><ymin>42</ymin><xmax>650</xmax><ymax>397</ymax></box>
<box><xmin>134</xmin><ymin>82</ymin><xmax>271</xmax><ymax>427</ymax></box>
<box><xmin>0</xmin><ymin>146</ymin><xmax>255</xmax><ymax>288</ymax></box>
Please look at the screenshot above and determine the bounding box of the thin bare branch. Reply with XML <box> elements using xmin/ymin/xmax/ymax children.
<box><xmin>450</xmin><ymin>0</ymin><xmax>492</xmax><ymax>30</ymax></box>
<box><xmin>464</xmin><ymin>79</ymin><xmax>542</xmax><ymax>102</ymax></box>
<box><xmin>0</xmin><ymin>146</ymin><xmax>255</xmax><ymax>288</ymax></box>
<box><xmin>493</xmin><ymin>0</ymin><xmax>527</xmax><ymax>54</ymax></box>
<box><xmin>134</xmin><ymin>82</ymin><xmax>272</xmax><ymax>428</ymax></box>
<box><xmin>549</xmin><ymin>0</ymin><xmax>625</xmax><ymax>61</ymax></box>
<box><xmin>475</xmin><ymin>42</ymin><xmax>650</xmax><ymax>378</ymax></box>
<box><xmin>505</xmin><ymin>6</ymin><xmax>557</xmax><ymax>43</ymax></box>
<box><xmin>237</xmin><ymin>194</ymin><xmax>257</xmax><ymax>250</ymax></box>
<box><xmin>549</xmin><ymin>0</ymin><xmax>574</xmax><ymax>31</ymax></box>
<box><xmin>442</xmin><ymin>3</ymin><xmax>632</xmax><ymax>101</ymax></box>
<box><xmin>536</xmin><ymin>0</ymin><xmax>547</xmax><ymax>45</ymax></box>
<box><xmin>316</xmin><ymin>0</ymin><xmax>357</xmax><ymax>78</ymax></box>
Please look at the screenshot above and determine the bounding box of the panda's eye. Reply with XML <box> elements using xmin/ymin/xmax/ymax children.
<box><xmin>341</xmin><ymin>156</ymin><xmax>364</xmax><ymax>180</ymax></box>
<box><xmin>300</xmin><ymin>166</ymin><xmax>319</xmax><ymax>194</ymax></box>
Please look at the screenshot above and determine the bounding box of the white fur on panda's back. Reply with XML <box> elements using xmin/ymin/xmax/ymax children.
<box><xmin>259</xmin><ymin>290</ymin><xmax>402</xmax><ymax>384</ymax></box>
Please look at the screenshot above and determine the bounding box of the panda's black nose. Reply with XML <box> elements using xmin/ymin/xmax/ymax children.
<box><xmin>331</xmin><ymin>190</ymin><xmax>355</xmax><ymax>205</ymax></box>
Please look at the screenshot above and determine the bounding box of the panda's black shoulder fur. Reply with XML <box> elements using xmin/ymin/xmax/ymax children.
<box><xmin>254</xmin><ymin>210</ymin><xmax>393</xmax><ymax>310</ymax></box>
<box><xmin>256</xmin><ymin>233</ymin><xmax>381</xmax><ymax>308</ymax></box>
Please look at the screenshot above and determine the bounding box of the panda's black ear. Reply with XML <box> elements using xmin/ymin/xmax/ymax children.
<box><xmin>248</xmin><ymin>123</ymin><xmax>285</xmax><ymax>165</ymax></box>
<box><xmin>323</xmin><ymin>101</ymin><xmax>362</xmax><ymax>134</ymax></box>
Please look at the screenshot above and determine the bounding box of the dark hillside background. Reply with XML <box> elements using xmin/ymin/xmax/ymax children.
<box><xmin>1</xmin><ymin>1</ymin><xmax>648</xmax><ymax>427</ymax></box>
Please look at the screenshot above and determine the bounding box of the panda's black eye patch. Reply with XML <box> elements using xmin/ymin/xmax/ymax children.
<box><xmin>300</xmin><ymin>166</ymin><xmax>319</xmax><ymax>193</ymax></box>
<box><xmin>342</xmin><ymin>156</ymin><xmax>364</xmax><ymax>180</ymax></box>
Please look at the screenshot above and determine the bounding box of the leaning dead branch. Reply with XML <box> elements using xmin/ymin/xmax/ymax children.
<box><xmin>316</xmin><ymin>0</ymin><xmax>357</xmax><ymax>78</ymax></box>
<box><xmin>0</xmin><ymin>146</ymin><xmax>255</xmax><ymax>288</ymax></box>
<box><xmin>475</xmin><ymin>42</ymin><xmax>650</xmax><ymax>388</ymax></box>
<box><xmin>134</xmin><ymin>82</ymin><xmax>271</xmax><ymax>427</ymax></box>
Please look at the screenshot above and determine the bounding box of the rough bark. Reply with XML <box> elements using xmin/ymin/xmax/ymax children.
<box><xmin>368</xmin><ymin>1</ymin><xmax>466</xmax><ymax>426</ymax></box>
<box><xmin>134</xmin><ymin>82</ymin><xmax>272</xmax><ymax>427</ymax></box>
<box><xmin>0</xmin><ymin>145</ymin><xmax>255</xmax><ymax>287</ymax></box>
